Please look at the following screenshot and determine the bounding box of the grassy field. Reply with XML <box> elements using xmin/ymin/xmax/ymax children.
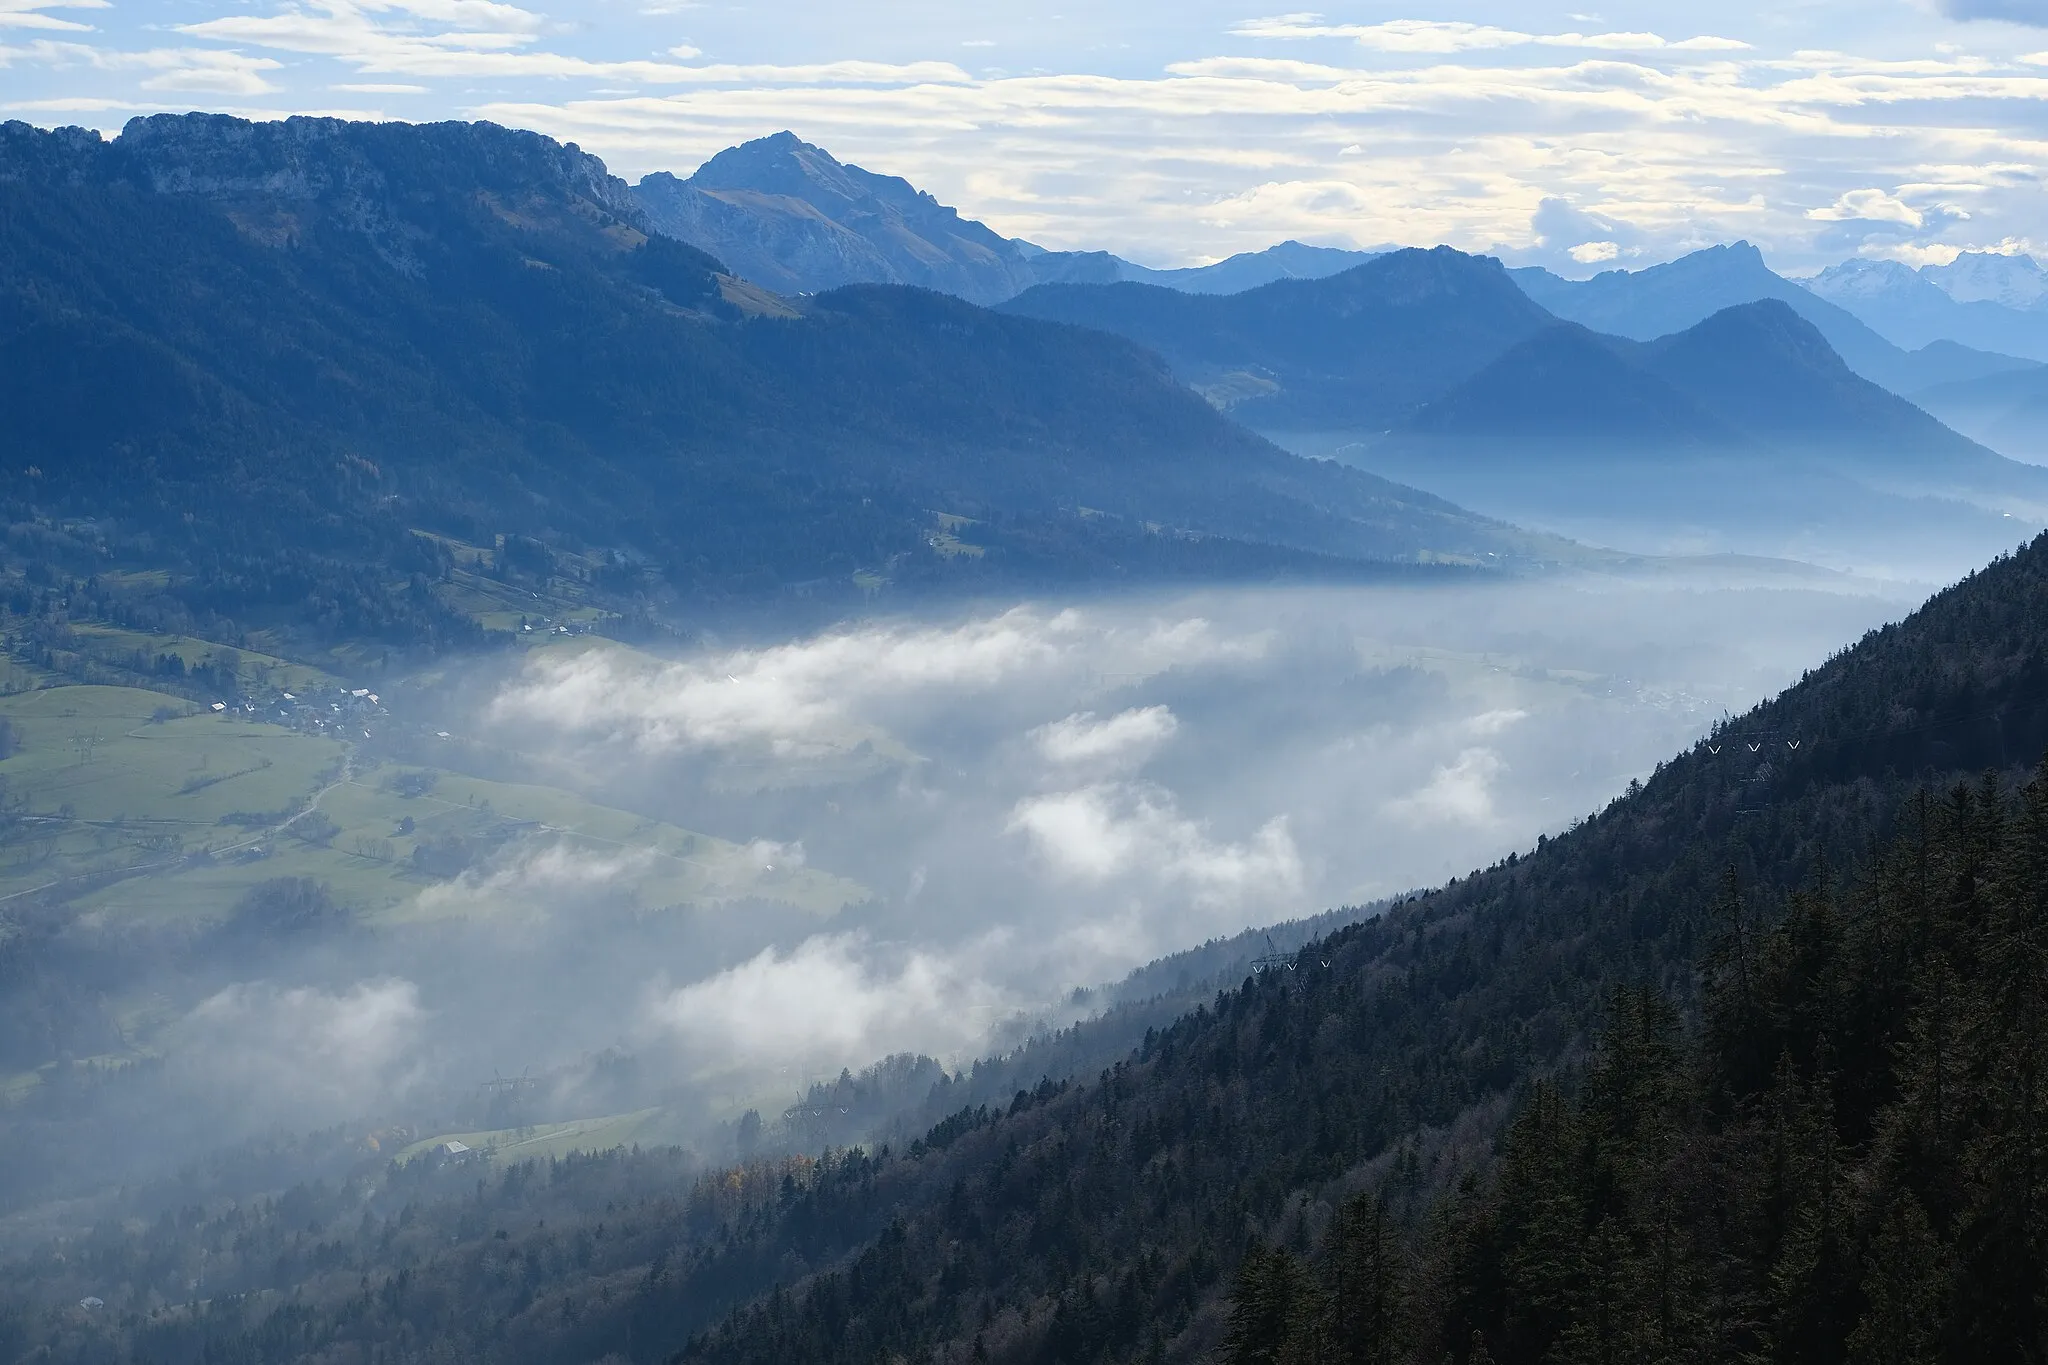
<box><xmin>0</xmin><ymin>683</ymin><xmax>862</xmax><ymax>925</ymax></box>
<box><xmin>0</xmin><ymin>685</ymin><xmax>347</xmax><ymax>916</ymax></box>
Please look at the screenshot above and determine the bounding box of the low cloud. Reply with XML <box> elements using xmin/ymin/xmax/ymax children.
<box><xmin>1385</xmin><ymin>747</ymin><xmax>1508</xmax><ymax>826</ymax></box>
<box><xmin>170</xmin><ymin>978</ymin><xmax>429</xmax><ymax>1124</ymax></box>
<box><xmin>490</xmin><ymin>609</ymin><xmax>1258</xmax><ymax>759</ymax></box>
<box><xmin>1008</xmin><ymin>782</ymin><xmax>1303</xmax><ymax>910</ymax></box>
<box><xmin>1032</xmin><ymin>705</ymin><xmax>1179</xmax><ymax>768</ymax></box>
<box><xmin>410</xmin><ymin>842</ymin><xmax>656</xmax><ymax>922</ymax></box>
<box><xmin>1525</xmin><ymin>197</ymin><xmax>1649</xmax><ymax>273</ymax></box>
<box><xmin>646</xmin><ymin>931</ymin><xmax>1012</xmax><ymax>1077</ymax></box>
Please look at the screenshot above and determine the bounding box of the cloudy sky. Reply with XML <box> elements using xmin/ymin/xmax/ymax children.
<box><xmin>5</xmin><ymin>0</ymin><xmax>2048</xmax><ymax>271</ymax></box>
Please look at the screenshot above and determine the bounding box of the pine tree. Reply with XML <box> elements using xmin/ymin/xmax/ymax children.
<box><xmin>1844</xmin><ymin>1192</ymin><xmax>1944</xmax><ymax>1365</ymax></box>
<box><xmin>1328</xmin><ymin>1192</ymin><xmax>1402</xmax><ymax>1365</ymax></box>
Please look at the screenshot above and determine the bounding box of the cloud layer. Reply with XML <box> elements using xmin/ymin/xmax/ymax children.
<box><xmin>465</xmin><ymin>577</ymin><xmax>1913</xmax><ymax>1085</ymax></box>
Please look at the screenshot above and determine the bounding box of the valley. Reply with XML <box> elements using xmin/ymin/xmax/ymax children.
<box><xmin>2</xmin><ymin>94</ymin><xmax>2047</xmax><ymax>1365</ymax></box>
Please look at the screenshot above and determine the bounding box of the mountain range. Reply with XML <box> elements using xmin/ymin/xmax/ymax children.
<box><xmin>1510</xmin><ymin>242</ymin><xmax>2037</xmax><ymax>398</ymax></box>
<box><xmin>1804</xmin><ymin>254</ymin><xmax>2048</xmax><ymax>360</ymax></box>
<box><xmin>1004</xmin><ymin>248</ymin><xmax>2048</xmax><ymax>571</ymax></box>
<box><xmin>0</xmin><ymin>114</ymin><xmax>1589</xmax><ymax>651</ymax></box>
<box><xmin>9</xmin><ymin>113</ymin><xmax>2039</xmax><ymax>601</ymax></box>
<box><xmin>6</xmin><ymin>109</ymin><xmax>2048</xmax><ymax>1365</ymax></box>
<box><xmin>1371</xmin><ymin>301</ymin><xmax>2048</xmax><ymax>569</ymax></box>
<box><xmin>629</xmin><ymin>132</ymin><xmax>2048</xmax><ymax>483</ymax></box>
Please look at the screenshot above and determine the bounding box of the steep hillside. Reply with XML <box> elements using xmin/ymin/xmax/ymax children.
<box><xmin>0</xmin><ymin>115</ymin><xmax>1573</xmax><ymax>647</ymax></box>
<box><xmin>999</xmin><ymin>248</ymin><xmax>1557</xmax><ymax>431</ymax></box>
<box><xmin>13</xmin><ymin>527</ymin><xmax>2048</xmax><ymax>1364</ymax></box>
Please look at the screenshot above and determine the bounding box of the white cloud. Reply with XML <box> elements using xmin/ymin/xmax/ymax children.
<box><xmin>172</xmin><ymin>978</ymin><xmax>428</xmax><ymax>1122</ymax></box>
<box><xmin>410</xmin><ymin>841</ymin><xmax>656</xmax><ymax>921</ymax></box>
<box><xmin>0</xmin><ymin>0</ymin><xmax>106</xmax><ymax>33</ymax></box>
<box><xmin>6</xmin><ymin>38</ymin><xmax>283</xmax><ymax>93</ymax></box>
<box><xmin>1569</xmin><ymin>239</ymin><xmax>1620</xmax><ymax>262</ymax></box>
<box><xmin>489</xmin><ymin>609</ymin><xmax>1257</xmax><ymax>759</ymax></box>
<box><xmin>1808</xmin><ymin>186</ymin><xmax>1925</xmax><ymax>225</ymax></box>
<box><xmin>1032</xmin><ymin>705</ymin><xmax>1179</xmax><ymax>767</ymax></box>
<box><xmin>180</xmin><ymin>4</ymin><xmax>966</xmax><ymax>84</ymax></box>
<box><xmin>1008</xmin><ymin>782</ymin><xmax>1302</xmax><ymax>910</ymax></box>
<box><xmin>1385</xmin><ymin>747</ymin><xmax>1507</xmax><ymax>825</ymax></box>
<box><xmin>646</xmin><ymin>931</ymin><xmax>1012</xmax><ymax>1076</ymax></box>
<box><xmin>1226</xmin><ymin>15</ymin><xmax>1748</xmax><ymax>55</ymax></box>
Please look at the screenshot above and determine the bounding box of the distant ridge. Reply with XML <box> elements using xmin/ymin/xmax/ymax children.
<box><xmin>1359</xmin><ymin>300</ymin><xmax>2048</xmax><ymax>572</ymax></box>
<box><xmin>1512</xmin><ymin>242</ymin><xmax>2031</xmax><ymax>397</ymax></box>
<box><xmin>1805</xmin><ymin>256</ymin><xmax>2048</xmax><ymax>362</ymax></box>
<box><xmin>633</xmin><ymin>133</ymin><xmax>1380</xmax><ymax>302</ymax></box>
<box><xmin>1001</xmin><ymin>246</ymin><xmax>1556</xmax><ymax>430</ymax></box>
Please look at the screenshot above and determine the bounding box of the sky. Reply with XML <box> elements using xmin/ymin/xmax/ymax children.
<box><xmin>4</xmin><ymin>0</ymin><xmax>2048</xmax><ymax>273</ymax></box>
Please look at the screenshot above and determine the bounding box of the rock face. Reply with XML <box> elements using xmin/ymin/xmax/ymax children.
<box><xmin>634</xmin><ymin>132</ymin><xmax>1041</xmax><ymax>303</ymax></box>
<box><xmin>19</xmin><ymin>114</ymin><xmax>646</xmax><ymax>277</ymax></box>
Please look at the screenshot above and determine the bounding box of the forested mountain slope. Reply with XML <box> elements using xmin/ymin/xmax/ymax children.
<box><xmin>11</xmin><ymin>524</ymin><xmax>2048</xmax><ymax>1362</ymax></box>
<box><xmin>0</xmin><ymin>116</ymin><xmax>1555</xmax><ymax>645</ymax></box>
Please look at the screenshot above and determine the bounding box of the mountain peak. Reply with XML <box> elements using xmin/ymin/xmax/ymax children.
<box><xmin>1652</xmin><ymin>297</ymin><xmax>1845</xmax><ymax>371</ymax></box>
<box><xmin>1925</xmin><ymin>250</ymin><xmax>2048</xmax><ymax>309</ymax></box>
<box><xmin>681</xmin><ymin>130</ymin><xmax>922</xmax><ymax>212</ymax></box>
<box><xmin>633</xmin><ymin>132</ymin><xmax>1032</xmax><ymax>302</ymax></box>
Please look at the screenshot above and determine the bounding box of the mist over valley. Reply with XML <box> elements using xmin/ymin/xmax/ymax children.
<box><xmin>3</xmin><ymin>61</ymin><xmax>2048</xmax><ymax>1365</ymax></box>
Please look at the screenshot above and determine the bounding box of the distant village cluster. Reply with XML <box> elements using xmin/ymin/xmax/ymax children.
<box><xmin>214</xmin><ymin>682</ymin><xmax>392</xmax><ymax>736</ymax></box>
